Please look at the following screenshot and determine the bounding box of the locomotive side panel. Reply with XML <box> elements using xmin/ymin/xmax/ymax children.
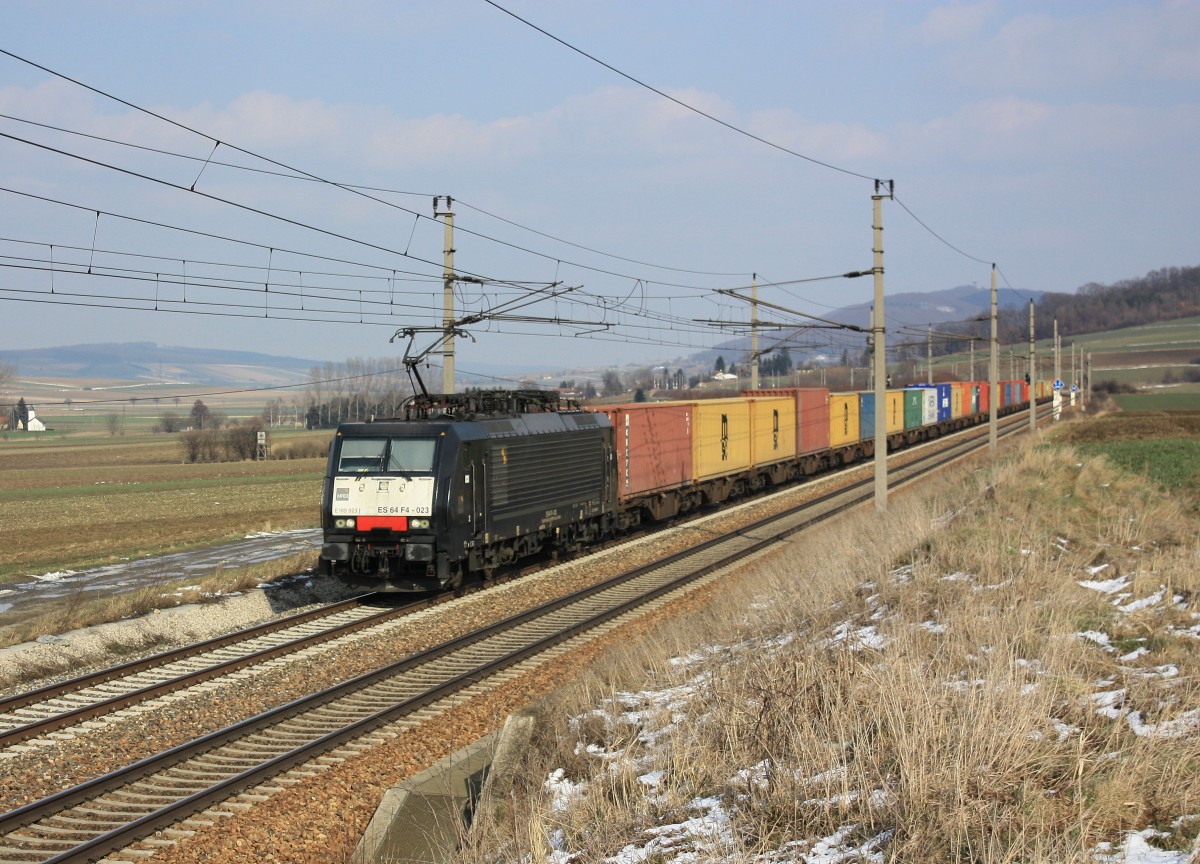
<box><xmin>484</xmin><ymin>429</ymin><xmax>611</xmax><ymax>530</ymax></box>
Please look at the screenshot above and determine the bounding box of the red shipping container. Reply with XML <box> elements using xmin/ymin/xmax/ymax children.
<box><xmin>742</xmin><ymin>387</ymin><xmax>830</xmax><ymax>456</ymax></box>
<box><xmin>595</xmin><ymin>402</ymin><xmax>694</xmax><ymax>501</ymax></box>
<box><xmin>978</xmin><ymin>381</ymin><xmax>990</xmax><ymax>414</ymax></box>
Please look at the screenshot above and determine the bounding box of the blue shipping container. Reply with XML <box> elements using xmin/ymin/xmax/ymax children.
<box><xmin>935</xmin><ymin>384</ymin><xmax>952</xmax><ymax>422</ymax></box>
<box><xmin>858</xmin><ymin>393</ymin><xmax>876</xmax><ymax>442</ymax></box>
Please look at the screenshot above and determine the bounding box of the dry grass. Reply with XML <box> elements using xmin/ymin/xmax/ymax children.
<box><xmin>0</xmin><ymin>477</ymin><xmax>321</xmax><ymax>579</ymax></box>
<box><xmin>461</xmin><ymin>442</ymin><xmax>1200</xmax><ymax>862</ymax></box>
<box><xmin>1</xmin><ymin>430</ymin><xmax>327</xmax><ymax>580</ymax></box>
<box><xmin>0</xmin><ymin>551</ymin><xmax>318</xmax><ymax>650</ymax></box>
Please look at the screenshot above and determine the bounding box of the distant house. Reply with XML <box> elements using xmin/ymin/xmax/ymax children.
<box><xmin>25</xmin><ymin>408</ymin><xmax>46</xmax><ymax>432</ymax></box>
<box><xmin>711</xmin><ymin>372</ymin><xmax>737</xmax><ymax>381</ymax></box>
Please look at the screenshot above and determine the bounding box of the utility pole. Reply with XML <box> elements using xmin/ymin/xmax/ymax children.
<box><xmin>435</xmin><ymin>195</ymin><xmax>456</xmax><ymax>394</ymax></box>
<box><xmin>989</xmin><ymin>264</ymin><xmax>998</xmax><ymax>454</ymax></box>
<box><xmin>1054</xmin><ymin>318</ymin><xmax>1060</xmax><ymax>384</ymax></box>
<box><xmin>1028</xmin><ymin>300</ymin><xmax>1037</xmax><ymax>434</ymax></box>
<box><xmin>969</xmin><ymin>338</ymin><xmax>975</xmax><ymax>383</ymax></box>
<box><xmin>872</xmin><ymin>180</ymin><xmax>893</xmax><ymax>512</ymax></box>
<box><xmin>868</xmin><ymin>306</ymin><xmax>875</xmax><ymax>390</ymax></box>
<box><xmin>1086</xmin><ymin>352</ymin><xmax>1092</xmax><ymax>406</ymax></box>
<box><xmin>927</xmin><ymin>325</ymin><xmax>933</xmax><ymax>384</ymax></box>
<box><xmin>750</xmin><ymin>274</ymin><xmax>759</xmax><ymax>390</ymax></box>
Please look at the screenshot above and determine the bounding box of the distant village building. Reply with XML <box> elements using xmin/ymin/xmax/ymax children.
<box><xmin>6</xmin><ymin>403</ymin><xmax>46</xmax><ymax>431</ymax></box>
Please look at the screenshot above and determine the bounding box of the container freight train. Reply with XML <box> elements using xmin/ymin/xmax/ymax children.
<box><xmin>320</xmin><ymin>382</ymin><xmax>1035</xmax><ymax>592</ymax></box>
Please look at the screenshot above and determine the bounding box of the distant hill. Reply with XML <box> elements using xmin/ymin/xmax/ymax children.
<box><xmin>822</xmin><ymin>283</ymin><xmax>1037</xmax><ymax>332</ymax></box>
<box><xmin>0</xmin><ymin>342</ymin><xmax>316</xmax><ymax>386</ymax></box>
<box><xmin>1014</xmin><ymin>265</ymin><xmax>1200</xmax><ymax>343</ymax></box>
<box><xmin>696</xmin><ymin>283</ymin><xmax>1041</xmax><ymax>367</ymax></box>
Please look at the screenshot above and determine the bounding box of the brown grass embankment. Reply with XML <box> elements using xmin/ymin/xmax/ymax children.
<box><xmin>460</xmin><ymin>442</ymin><xmax>1200</xmax><ymax>862</ymax></box>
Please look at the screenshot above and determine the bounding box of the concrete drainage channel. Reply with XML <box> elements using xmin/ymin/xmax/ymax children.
<box><xmin>353</xmin><ymin>713</ymin><xmax>536</xmax><ymax>864</ymax></box>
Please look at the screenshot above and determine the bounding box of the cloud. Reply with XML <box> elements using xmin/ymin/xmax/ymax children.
<box><xmin>891</xmin><ymin>96</ymin><xmax>1200</xmax><ymax>164</ymax></box>
<box><xmin>909</xmin><ymin>1</ymin><xmax>997</xmax><ymax>45</ymax></box>
<box><xmin>938</xmin><ymin>2</ymin><xmax>1200</xmax><ymax>91</ymax></box>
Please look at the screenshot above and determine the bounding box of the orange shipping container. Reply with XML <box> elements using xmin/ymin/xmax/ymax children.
<box><xmin>596</xmin><ymin>402</ymin><xmax>693</xmax><ymax>500</ymax></box>
<box><xmin>692</xmin><ymin>398</ymin><xmax>753</xmax><ymax>480</ymax></box>
<box><xmin>829</xmin><ymin>393</ymin><xmax>861</xmax><ymax>448</ymax></box>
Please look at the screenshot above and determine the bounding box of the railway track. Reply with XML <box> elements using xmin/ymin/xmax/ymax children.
<box><xmin>1</xmin><ymin>405</ymin><xmax>1044</xmax><ymax>749</ymax></box>
<box><xmin>0</xmin><ymin>595</ymin><xmax>445</xmax><ymax>750</ymax></box>
<box><xmin>0</xmin><ymin>406</ymin><xmax>1045</xmax><ymax>864</ymax></box>
<box><xmin>0</xmin><ymin>407</ymin><xmax>1046</xmax><ymax>754</ymax></box>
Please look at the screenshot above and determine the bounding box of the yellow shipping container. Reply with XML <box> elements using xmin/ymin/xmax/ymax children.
<box><xmin>885</xmin><ymin>389</ymin><xmax>905</xmax><ymax>434</ymax></box>
<box><xmin>949</xmin><ymin>384</ymin><xmax>963</xmax><ymax>419</ymax></box>
<box><xmin>829</xmin><ymin>393</ymin><xmax>861</xmax><ymax>448</ymax></box>
<box><xmin>692</xmin><ymin>398</ymin><xmax>753</xmax><ymax>480</ymax></box>
<box><xmin>749</xmin><ymin>397</ymin><xmax>797</xmax><ymax>466</ymax></box>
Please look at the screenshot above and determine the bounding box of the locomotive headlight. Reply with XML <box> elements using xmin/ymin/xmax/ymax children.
<box><xmin>411</xmin><ymin>518</ymin><xmax>430</xmax><ymax>530</ymax></box>
<box><xmin>334</xmin><ymin>518</ymin><xmax>356</xmax><ymax>529</ymax></box>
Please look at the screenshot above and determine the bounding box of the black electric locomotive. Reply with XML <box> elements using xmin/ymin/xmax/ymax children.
<box><xmin>320</xmin><ymin>391</ymin><xmax>615</xmax><ymax>591</ymax></box>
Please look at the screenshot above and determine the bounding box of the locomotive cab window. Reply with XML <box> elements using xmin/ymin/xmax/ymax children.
<box><xmin>387</xmin><ymin>438</ymin><xmax>436</xmax><ymax>473</ymax></box>
<box><xmin>337</xmin><ymin>437</ymin><xmax>437</xmax><ymax>474</ymax></box>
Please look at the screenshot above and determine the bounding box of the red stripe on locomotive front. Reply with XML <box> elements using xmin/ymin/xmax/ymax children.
<box><xmin>357</xmin><ymin>516</ymin><xmax>408</xmax><ymax>531</ymax></box>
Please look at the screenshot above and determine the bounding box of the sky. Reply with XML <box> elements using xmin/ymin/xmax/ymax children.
<box><xmin>1</xmin><ymin>1</ymin><xmax>1197</xmax><ymax>383</ymax></box>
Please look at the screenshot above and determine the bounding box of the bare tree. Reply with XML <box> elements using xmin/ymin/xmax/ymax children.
<box><xmin>327</xmin><ymin>361</ymin><xmax>344</xmax><ymax>425</ymax></box>
<box><xmin>155</xmin><ymin>411</ymin><xmax>184</xmax><ymax>433</ymax></box>
<box><xmin>0</xmin><ymin>361</ymin><xmax>13</xmax><ymax>400</ymax></box>
<box><xmin>190</xmin><ymin>399</ymin><xmax>211</xmax><ymax>430</ymax></box>
<box><xmin>103</xmin><ymin>412</ymin><xmax>125</xmax><ymax>437</ymax></box>
<box><xmin>601</xmin><ymin>369</ymin><xmax>624</xmax><ymax>397</ymax></box>
<box><xmin>627</xmin><ymin>367</ymin><xmax>656</xmax><ymax>392</ymax></box>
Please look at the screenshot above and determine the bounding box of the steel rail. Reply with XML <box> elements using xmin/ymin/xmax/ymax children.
<box><xmin>0</xmin><ymin>595</ymin><xmax>445</xmax><ymax>749</ymax></box>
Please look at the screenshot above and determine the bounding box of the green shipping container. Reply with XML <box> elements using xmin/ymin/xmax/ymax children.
<box><xmin>903</xmin><ymin>389</ymin><xmax>924</xmax><ymax>430</ymax></box>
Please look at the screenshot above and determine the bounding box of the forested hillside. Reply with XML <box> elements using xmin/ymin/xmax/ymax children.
<box><xmin>997</xmin><ymin>265</ymin><xmax>1200</xmax><ymax>343</ymax></box>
